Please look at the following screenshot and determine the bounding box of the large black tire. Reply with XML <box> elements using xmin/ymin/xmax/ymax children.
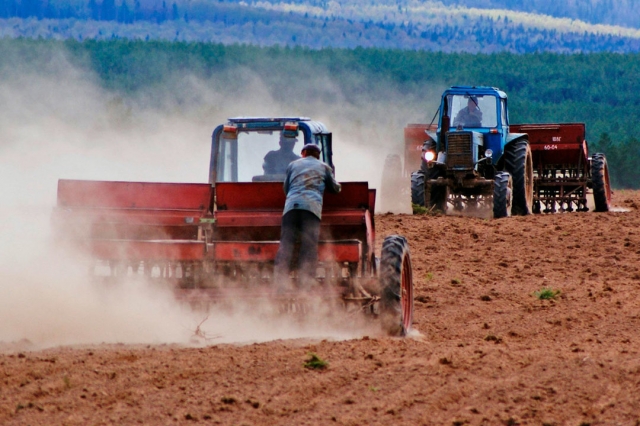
<box><xmin>379</xmin><ymin>235</ymin><xmax>414</xmax><ymax>336</ymax></box>
<box><xmin>493</xmin><ymin>172</ymin><xmax>512</xmax><ymax>219</ymax></box>
<box><xmin>591</xmin><ymin>153</ymin><xmax>611</xmax><ymax>212</ymax></box>
<box><xmin>380</xmin><ymin>154</ymin><xmax>404</xmax><ymax>213</ymax></box>
<box><xmin>410</xmin><ymin>170</ymin><xmax>425</xmax><ymax>206</ymax></box>
<box><xmin>504</xmin><ymin>139</ymin><xmax>533</xmax><ymax>216</ymax></box>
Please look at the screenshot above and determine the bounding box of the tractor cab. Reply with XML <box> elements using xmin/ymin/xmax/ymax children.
<box><xmin>209</xmin><ymin>117</ymin><xmax>333</xmax><ymax>184</ymax></box>
<box><xmin>431</xmin><ymin>86</ymin><xmax>510</xmax><ymax>166</ymax></box>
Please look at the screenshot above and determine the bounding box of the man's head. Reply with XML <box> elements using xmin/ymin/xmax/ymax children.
<box><xmin>301</xmin><ymin>143</ymin><xmax>321</xmax><ymax>159</ymax></box>
<box><xmin>279</xmin><ymin>134</ymin><xmax>298</xmax><ymax>152</ymax></box>
<box><xmin>468</xmin><ymin>96</ymin><xmax>478</xmax><ymax>111</ymax></box>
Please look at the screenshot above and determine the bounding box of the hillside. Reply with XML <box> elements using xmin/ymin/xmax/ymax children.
<box><xmin>1</xmin><ymin>0</ymin><xmax>640</xmax><ymax>52</ymax></box>
<box><xmin>437</xmin><ymin>0</ymin><xmax>640</xmax><ymax>28</ymax></box>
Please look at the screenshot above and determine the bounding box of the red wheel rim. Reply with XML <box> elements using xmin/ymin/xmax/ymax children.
<box><xmin>400</xmin><ymin>254</ymin><xmax>413</xmax><ymax>332</ymax></box>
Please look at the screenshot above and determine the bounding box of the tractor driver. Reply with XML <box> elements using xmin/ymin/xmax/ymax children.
<box><xmin>262</xmin><ymin>133</ymin><xmax>301</xmax><ymax>175</ymax></box>
<box><xmin>274</xmin><ymin>143</ymin><xmax>341</xmax><ymax>290</ymax></box>
<box><xmin>453</xmin><ymin>96</ymin><xmax>483</xmax><ymax>127</ymax></box>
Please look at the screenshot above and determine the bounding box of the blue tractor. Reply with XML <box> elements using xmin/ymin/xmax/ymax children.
<box><xmin>411</xmin><ymin>86</ymin><xmax>534</xmax><ymax>218</ymax></box>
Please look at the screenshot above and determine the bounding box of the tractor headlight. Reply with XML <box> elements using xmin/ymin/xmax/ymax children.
<box><xmin>423</xmin><ymin>150</ymin><xmax>436</xmax><ymax>162</ymax></box>
<box><xmin>485</xmin><ymin>149</ymin><xmax>493</xmax><ymax>158</ymax></box>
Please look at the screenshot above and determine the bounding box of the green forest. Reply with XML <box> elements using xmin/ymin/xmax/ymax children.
<box><xmin>1</xmin><ymin>38</ymin><xmax>639</xmax><ymax>188</ymax></box>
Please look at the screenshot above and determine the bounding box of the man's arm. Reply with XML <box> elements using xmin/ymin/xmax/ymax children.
<box><xmin>325</xmin><ymin>165</ymin><xmax>341</xmax><ymax>194</ymax></box>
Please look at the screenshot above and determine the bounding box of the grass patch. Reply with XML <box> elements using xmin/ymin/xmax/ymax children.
<box><xmin>425</xmin><ymin>272</ymin><xmax>434</xmax><ymax>281</ymax></box>
<box><xmin>412</xmin><ymin>203</ymin><xmax>442</xmax><ymax>215</ymax></box>
<box><xmin>412</xmin><ymin>203</ymin><xmax>428</xmax><ymax>214</ymax></box>
<box><xmin>534</xmin><ymin>288</ymin><xmax>560</xmax><ymax>300</ymax></box>
<box><xmin>304</xmin><ymin>353</ymin><xmax>328</xmax><ymax>370</ymax></box>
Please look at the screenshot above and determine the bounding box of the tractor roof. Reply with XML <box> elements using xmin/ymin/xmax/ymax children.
<box><xmin>445</xmin><ymin>86</ymin><xmax>508</xmax><ymax>99</ymax></box>
<box><xmin>228</xmin><ymin>117</ymin><xmax>311</xmax><ymax>124</ymax></box>
<box><xmin>225</xmin><ymin>117</ymin><xmax>329</xmax><ymax>134</ymax></box>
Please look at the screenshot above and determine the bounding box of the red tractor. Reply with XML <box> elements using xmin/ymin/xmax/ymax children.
<box><xmin>53</xmin><ymin>117</ymin><xmax>414</xmax><ymax>336</ymax></box>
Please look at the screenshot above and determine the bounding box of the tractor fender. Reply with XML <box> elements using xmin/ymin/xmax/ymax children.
<box><xmin>505</xmin><ymin>132</ymin><xmax>528</xmax><ymax>146</ymax></box>
<box><xmin>496</xmin><ymin>133</ymin><xmax>528</xmax><ymax>169</ymax></box>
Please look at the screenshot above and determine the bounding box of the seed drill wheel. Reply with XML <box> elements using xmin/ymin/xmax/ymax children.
<box><xmin>493</xmin><ymin>172</ymin><xmax>512</xmax><ymax>219</ymax></box>
<box><xmin>591</xmin><ymin>153</ymin><xmax>612</xmax><ymax>212</ymax></box>
<box><xmin>379</xmin><ymin>235</ymin><xmax>413</xmax><ymax>336</ymax></box>
<box><xmin>504</xmin><ymin>139</ymin><xmax>533</xmax><ymax>215</ymax></box>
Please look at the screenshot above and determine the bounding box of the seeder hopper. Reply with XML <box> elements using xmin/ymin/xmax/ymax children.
<box><xmin>52</xmin><ymin>117</ymin><xmax>414</xmax><ymax>336</ymax></box>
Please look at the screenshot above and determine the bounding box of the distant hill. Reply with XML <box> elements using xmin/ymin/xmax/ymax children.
<box><xmin>0</xmin><ymin>0</ymin><xmax>640</xmax><ymax>52</ymax></box>
<box><xmin>437</xmin><ymin>0</ymin><xmax>640</xmax><ymax>29</ymax></box>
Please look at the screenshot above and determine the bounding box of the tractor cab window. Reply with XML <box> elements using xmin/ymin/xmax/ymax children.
<box><xmin>217</xmin><ymin>130</ymin><xmax>303</xmax><ymax>183</ymax></box>
<box><xmin>446</xmin><ymin>94</ymin><xmax>498</xmax><ymax>129</ymax></box>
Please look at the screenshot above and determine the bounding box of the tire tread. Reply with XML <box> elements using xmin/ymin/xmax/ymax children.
<box><xmin>379</xmin><ymin>235</ymin><xmax>413</xmax><ymax>336</ymax></box>
<box><xmin>504</xmin><ymin>139</ymin><xmax>533</xmax><ymax>216</ymax></box>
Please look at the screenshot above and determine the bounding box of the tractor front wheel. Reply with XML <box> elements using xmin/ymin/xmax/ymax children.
<box><xmin>591</xmin><ymin>153</ymin><xmax>612</xmax><ymax>212</ymax></box>
<box><xmin>493</xmin><ymin>172</ymin><xmax>512</xmax><ymax>219</ymax></box>
<box><xmin>504</xmin><ymin>139</ymin><xmax>533</xmax><ymax>215</ymax></box>
<box><xmin>410</xmin><ymin>171</ymin><xmax>425</xmax><ymax>206</ymax></box>
<box><xmin>379</xmin><ymin>235</ymin><xmax>413</xmax><ymax>336</ymax></box>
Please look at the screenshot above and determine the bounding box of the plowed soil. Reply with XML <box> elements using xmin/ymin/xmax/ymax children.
<box><xmin>3</xmin><ymin>191</ymin><xmax>640</xmax><ymax>426</ymax></box>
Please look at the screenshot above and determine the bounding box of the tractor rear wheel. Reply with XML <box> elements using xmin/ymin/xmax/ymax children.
<box><xmin>591</xmin><ymin>153</ymin><xmax>611</xmax><ymax>212</ymax></box>
<box><xmin>410</xmin><ymin>171</ymin><xmax>425</xmax><ymax>206</ymax></box>
<box><xmin>493</xmin><ymin>172</ymin><xmax>512</xmax><ymax>219</ymax></box>
<box><xmin>504</xmin><ymin>139</ymin><xmax>533</xmax><ymax>215</ymax></box>
<box><xmin>379</xmin><ymin>235</ymin><xmax>413</xmax><ymax>336</ymax></box>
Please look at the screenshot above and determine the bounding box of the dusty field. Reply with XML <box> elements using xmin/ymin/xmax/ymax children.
<box><xmin>2</xmin><ymin>190</ymin><xmax>640</xmax><ymax>425</ymax></box>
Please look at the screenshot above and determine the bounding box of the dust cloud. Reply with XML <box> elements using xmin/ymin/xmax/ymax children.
<box><xmin>0</xmin><ymin>48</ymin><xmax>425</xmax><ymax>349</ymax></box>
